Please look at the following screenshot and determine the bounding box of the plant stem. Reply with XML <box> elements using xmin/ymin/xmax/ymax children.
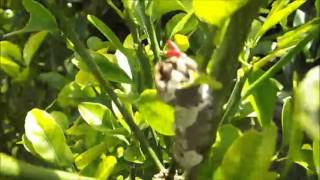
<box><xmin>48</xmin><ymin>3</ymin><xmax>164</xmax><ymax>171</ymax></box>
<box><xmin>0</xmin><ymin>153</ymin><xmax>95</xmax><ymax>180</ymax></box>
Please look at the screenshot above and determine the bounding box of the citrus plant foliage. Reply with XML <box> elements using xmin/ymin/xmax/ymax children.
<box><xmin>0</xmin><ymin>0</ymin><xmax>319</xmax><ymax>179</ymax></box>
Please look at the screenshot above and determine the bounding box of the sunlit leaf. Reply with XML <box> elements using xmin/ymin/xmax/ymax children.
<box><xmin>95</xmin><ymin>155</ymin><xmax>117</xmax><ymax>179</ymax></box>
<box><xmin>174</xmin><ymin>34</ymin><xmax>190</xmax><ymax>52</ymax></box>
<box><xmin>137</xmin><ymin>89</ymin><xmax>175</xmax><ymax>136</ymax></box>
<box><xmin>254</xmin><ymin>0</ymin><xmax>306</xmax><ymax>43</ymax></box>
<box><xmin>169</xmin><ymin>11</ymin><xmax>194</xmax><ymax>39</ymax></box>
<box><xmin>23</xmin><ymin>31</ymin><xmax>48</xmax><ymax>66</ymax></box>
<box><xmin>147</xmin><ymin>0</ymin><xmax>186</xmax><ymax>21</ymax></box>
<box><xmin>193</xmin><ymin>0</ymin><xmax>248</xmax><ymax>26</ymax></box>
<box><xmin>24</xmin><ymin>108</ymin><xmax>73</xmax><ymax>167</ymax></box>
<box><xmin>0</xmin><ymin>41</ymin><xmax>22</xmax><ymax>62</ymax></box>
<box><xmin>0</xmin><ymin>56</ymin><xmax>20</xmax><ymax>77</ymax></box>
<box><xmin>75</xmin><ymin>142</ymin><xmax>107</xmax><ymax>170</ymax></box>
<box><xmin>78</xmin><ymin>102</ymin><xmax>115</xmax><ymax>131</ymax></box>
<box><xmin>214</xmin><ymin>124</ymin><xmax>277</xmax><ymax>180</ymax></box>
<box><xmin>50</xmin><ymin>111</ymin><xmax>69</xmax><ymax>131</ymax></box>
<box><xmin>313</xmin><ymin>141</ymin><xmax>320</xmax><ymax>176</ymax></box>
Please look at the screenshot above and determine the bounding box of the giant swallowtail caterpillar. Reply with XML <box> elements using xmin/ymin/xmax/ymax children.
<box><xmin>155</xmin><ymin>40</ymin><xmax>214</xmax><ymax>171</ymax></box>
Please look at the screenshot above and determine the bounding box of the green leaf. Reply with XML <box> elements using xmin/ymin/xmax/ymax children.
<box><xmin>295</xmin><ymin>66</ymin><xmax>320</xmax><ymax>141</ymax></box>
<box><xmin>123</xmin><ymin>143</ymin><xmax>146</xmax><ymax>164</ymax></box>
<box><xmin>95</xmin><ymin>155</ymin><xmax>117</xmax><ymax>179</ymax></box>
<box><xmin>75</xmin><ymin>142</ymin><xmax>107</xmax><ymax>170</ymax></box>
<box><xmin>78</xmin><ymin>102</ymin><xmax>115</xmax><ymax>131</ymax></box>
<box><xmin>137</xmin><ymin>89</ymin><xmax>175</xmax><ymax>136</ymax></box>
<box><xmin>244</xmin><ymin>70</ymin><xmax>281</xmax><ymax>127</ymax></box>
<box><xmin>193</xmin><ymin>0</ymin><xmax>248</xmax><ymax>26</ymax></box>
<box><xmin>165</xmin><ymin>13</ymin><xmax>198</xmax><ymax>39</ymax></box>
<box><xmin>75</xmin><ymin>70</ymin><xmax>98</xmax><ymax>87</ymax></box>
<box><xmin>80</xmin><ymin>51</ymin><xmax>132</xmax><ymax>84</ymax></box>
<box><xmin>214</xmin><ymin>124</ymin><xmax>277</xmax><ymax>180</ymax></box>
<box><xmin>255</xmin><ymin>0</ymin><xmax>306</xmax><ymax>43</ymax></box>
<box><xmin>50</xmin><ymin>111</ymin><xmax>69</xmax><ymax>131</ymax></box>
<box><xmin>24</xmin><ymin>108</ymin><xmax>73</xmax><ymax>167</ymax></box>
<box><xmin>57</xmin><ymin>82</ymin><xmax>96</xmax><ymax>108</ymax></box>
<box><xmin>198</xmin><ymin>125</ymin><xmax>241</xmax><ymax>179</ymax></box>
<box><xmin>38</xmin><ymin>72</ymin><xmax>69</xmax><ymax>90</ymax></box>
<box><xmin>0</xmin><ymin>56</ymin><xmax>20</xmax><ymax>77</ymax></box>
<box><xmin>168</xmin><ymin>11</ymin><xmax>194</xmax><ymax>39</ymax></box>
<box><xmin>0</xmin><ymin>41</ymin><xmax>22</xmax><ymax>62</ymax></box>
<box><xmin>281</xmin><ymin>96</ymin><xmax>293</xmax><ymax>148</ymax></box>
<box><xmin>6</xmin><ymin>0</ymin><xmax>57</xmax><ymax>36</ymax></box>
<box><xmin>22</xmin><ymin>134</ymin><xmax>38</xmax><ymax>156</ymax></box>
<box><xmin>23</xmin><ymin>31</ymin><xmax>48</xmax><ymax>66</ymax></box>
<box><xmin>87</xmin><ymin>15</ymin><xmax>126</xmax><ymax>53</ymax></box>
<box><xmin>147</xmin><ymin>0</ymin><xmax>186</xmax><ymax>21</ymax></box>
<box><xmin>277</xmin><ymin>18</ymin><xmax>320</xmax><ymax>49</ymax></box>
<box><xmin>174</xmin><ymin>34</ymin><xmax>189</xmax><ymax>52</ymax></box>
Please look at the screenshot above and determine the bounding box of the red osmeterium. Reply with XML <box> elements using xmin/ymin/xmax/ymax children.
<box><xmin>165</xmin><ymin>40</ymin><xmax>181</xmax><ymax>58</ymax></box>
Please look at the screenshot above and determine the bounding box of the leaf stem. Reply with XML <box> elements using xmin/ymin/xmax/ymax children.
<box><xmin>47</xmin><ymin>3</ymin><xmax>164</xmax><ymax>171</ymax></box>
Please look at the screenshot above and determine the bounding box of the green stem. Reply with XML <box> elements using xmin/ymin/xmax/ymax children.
<box><xmin>106</xmin><ymin>0</ymin><xmax>125</xmax><ymax>19</ymax></box>
<box><xmin>0</xmin><ymin>153</ymin><xmax>95</xmax><ymax>180</ymax></box>
<box><xmin>48</xmin><ymin>3</ymin><xmax>164</xmax><ymax>171</ymax></box>
<box><xmin>144</xmin><ymin>16</ymin><xmax>161</xmax><ymax>62</ymax></box>
<box><xmin>220</xmin><ymin>73</ymin><xmax>248</xmax><ymax>124</ymax></box>
<box><xmin>242</xmin><ymin>33</ymin><xmax>316</xmax><ymax>99</ymax></box>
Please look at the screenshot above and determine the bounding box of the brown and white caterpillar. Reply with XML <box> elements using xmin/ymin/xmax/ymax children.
<box><xmin>155</xmin><ymin>40</ymin><xmax>214</xmax><ymax>170</ymax></box>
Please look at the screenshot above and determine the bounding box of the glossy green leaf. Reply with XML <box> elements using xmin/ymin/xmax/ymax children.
<box><xmin>137</xmin><ymin>89</ymin><xmax>175</xmax><ymax>136</ymax></box>
<box><xmin>295</xmin><ymin>66</ymin><xmax>320</xmax><ymax>141</ymax></box>
<box><xmin>87</xmin><ymin>15</ymin><xmax>126</xmax><ymax>53</ymax></box>
<box><xmin>281</xmin><ymin>97</ymin><xmax>293</xmax><ymax>148</ymax></box>
<box><xmin>244</xmin><ymin>70</ymin><xmax>281</xmax><ymax>127</ymax></box>
<box><xmin>23</xmin><ymin>31</ymin><xmax>48</xmax><ymax>66</ymax></box>
<box><xmin>215</xmin><ymin>124</ymin><xmax>277</xmax><ymax>180</ymax></box>
<box><xmin>50</xmin><ymin>111</ymin><xmax>69</xmax><ymax>131</ymax></box>
<box><xmin>95</xmin><ymin>155</ymin><xmax>117</xmax><ymax>179</ymax></box>
<box><xmin>75</xmin><ymin>142</ymin><xmax>107</xmax><ymax>170</ymax></box>
<box><xmin>255</xmin><ymin>0</ymin><xmax>306</xmax><ymax>42</ymax></box>
<box><xmin>193</xmin><ymin>0</ymin><xmax>248</xmax><ymax>26</ymax></box>
<box><xmin>7</xmin><ymin>0</ymin><xmax>57</xmax><ymax>36</ymax></box>
<box><xmin>0</xmin><ymin>41</ymin><xmax>22</xmax><ymax>62</ymax></box>
<box><xmin>78</xmin><ymin>102</ymin><xmax>115</xmax><ymax>131</ymax></box>
<box><xmin>0</xmin><ymin>56</ymin><xmax>20</xmax><ymax>77</ymax></box>
<box><xmin>147</xmin><ymin>0</ymin><xmax>186</xmax><ymax>21</ymax></box>
<box><xmin>38</xmin><ymin>72</ymin><xmax>69</xmax><ymax>90</ymax></box>
<box><xmin>24</xmin><ymin>108</ymin><xmax>73</xmax><ymax>167</ymax></box>
<box><xmin>123</xmin><ymin>143</ymin><xmax>146</xmax><ymax>164</ymax></box>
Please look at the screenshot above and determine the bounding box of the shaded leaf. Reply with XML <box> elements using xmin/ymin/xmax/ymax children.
<box><xmin>38</xmin><ymin>72</ymin><xmax>69</xmax><ymax>90</ymax></box>
<box><xmin>147</xmin><ymin>0</ymin><xmax>186</xmax><ymax>21</ymax></box>
<box><xmin>281</xmin><ymin>96</ymin><xmax>293</xmax><ymax>148</ymax></box>
<box><xmin>24</xmin><ymin>108</ymin><xmax>73</xmax><ymax>167</ymax></box>
<box><xmin>123</xmin><ymin>143</ymin><xmax>146</xmax><ymax>164</ymax></box>
<box><xmin>50</xmin><ymin>111</ymin><xmax>69</xmax><ymax>131</ymax></box>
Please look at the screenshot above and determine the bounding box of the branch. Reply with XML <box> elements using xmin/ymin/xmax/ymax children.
<box><xmin>46</xmin><ymin>3</ymin><xmax>165</xmax><ymax>171</ymax></box>
<box><xmin>0</xmin><ymin>153</ymin><xmax>95</xmax><ymax>180</ymax></box>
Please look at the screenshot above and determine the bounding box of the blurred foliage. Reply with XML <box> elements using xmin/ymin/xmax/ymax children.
<box><xmin>0</xmin><ymin>0</ymin><xmax>319</xmax><ymax>179</ymax></box>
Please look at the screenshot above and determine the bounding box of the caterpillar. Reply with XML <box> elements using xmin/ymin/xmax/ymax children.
<box><xmin>155</xmin><ymin>40</ymin><xmax>214</xmax><ymax>170</ymax></box>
